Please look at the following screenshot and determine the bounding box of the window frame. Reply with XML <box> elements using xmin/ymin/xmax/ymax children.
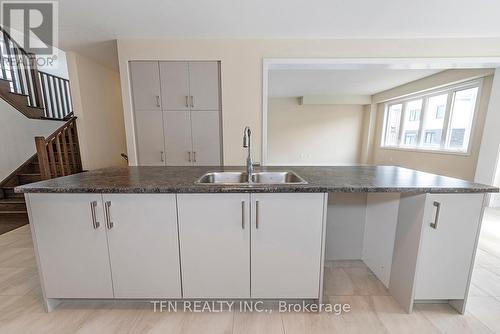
<box><xmin>380</xmin><ymin>79</ymin><xmax>482</xmax><ymax>155</ymax></box>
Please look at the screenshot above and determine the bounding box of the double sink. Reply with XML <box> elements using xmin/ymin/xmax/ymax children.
<box><xmin>196</xmin><ymin>171</ymin><xmax>307</xmax><ymax>185</ymax></box>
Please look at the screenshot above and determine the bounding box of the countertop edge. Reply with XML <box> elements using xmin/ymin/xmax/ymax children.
<box><xmin>15</xmin><ymin>186</ymin><xmax>499</xmax><ymax>194</ymax></box>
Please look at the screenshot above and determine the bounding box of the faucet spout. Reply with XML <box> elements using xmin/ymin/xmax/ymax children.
<box><xmin>243</xmin><ymin>126</ymin><xmax>253</xmax><ymax>182</ymax></box>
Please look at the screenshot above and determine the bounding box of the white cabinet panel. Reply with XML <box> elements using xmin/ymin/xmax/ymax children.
<box><xmin>163</xmin><ymin>111</ymin><xmax>193</xmax><ymax>166</ymax></box>
<box><xmin>188</xmin><ymin>62</ymin><xmax>220</xmax><ymax>110</ymax></box>
<box><xmin>104</xmin><ymin>194</ymin><xmax>182</xmax><ymax>298</ymax></box>
<box><xmin>160</xmin><ymin>62</ymin><xmax>190</xmax><ymax>111</ymax></box>
<box><xmin>28</xmin><ymin>194</ymin><xmax>113</xmax><ymax>299</ymax></box>
<box><xmin>191</xmin><ymin>110</ymin><xmax>221</xmax><ymax>166</ymax></box>
<box><xmin>251</xmin><ymin>193</ymin><xmax>325</xmax><ymax>299</ymax></box>
<box><xmin>177</xmin><ymin>194</ymin><xmax>250</xmax><ymax>298</ymax></box>
<box><xmin>414</xmin><ymin>193</ymin><xmax>484</xmax><ymax>300</ymax></box>
<box><xmin>129</xmin><ymin>62</ymin><xmax>161</xmax><ymax>111</ymax></box>
<box><xmin>135</xmin><ymin>110</ymin><xmax>165</xmax><ymax>166</ymax></box>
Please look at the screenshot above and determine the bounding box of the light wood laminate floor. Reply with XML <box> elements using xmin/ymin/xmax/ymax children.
<box><xmin>0</xmin><ymin>209</ymin><xmax>499</xmax><ymax>333</ymax></box>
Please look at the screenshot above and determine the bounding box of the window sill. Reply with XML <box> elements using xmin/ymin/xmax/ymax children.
<box><xmin>379</xmin><ymin>146</ymin><xmax>471</xmax><ymax>157</ymax></box>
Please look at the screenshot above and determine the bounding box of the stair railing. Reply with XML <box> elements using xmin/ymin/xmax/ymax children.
<box><xmin>0</xmin><ymin>27</ymin><xmax>44</xmax><ymax>109</ymax></box>
<box><xmin>0</xmin><ymin>26</ymin><xmax>72</xmax><ymax>120</ymax></box>
<box><xmin>38</xmin><ymin>70</ymin><xmax>73</xmax><ymax>119</ymax></box>
<box><xmin>35</xmin><ymin>117</ymin><xmax>83</xmax><ymax>180</ymax></box>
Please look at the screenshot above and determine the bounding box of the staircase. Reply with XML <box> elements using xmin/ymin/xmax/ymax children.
<box><xmin>0</xmin><ymin>117</ymin><xmax>83</xmax><ymax>221</ymax></box>
<box><xmin>0</xmin><ymin>27</ymin><xmax>81</xmax><ymax>230</ymax></box>
<box><xmin>0</xmin><ymin>155</ymin><xmax>40</xmax><ymax>219</ymax></box>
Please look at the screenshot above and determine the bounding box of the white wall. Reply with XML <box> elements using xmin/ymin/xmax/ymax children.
<box><xmin>67</xmin><ymin>52</ymin><xmax>127</xmax><ymax>170</ymax></box>
<box><xmin>116</xmin><ymin>38</ymin><xmax>500</xmax><ymax>166</ymax></box>
<box><xmin>0</xmin><ymin>99</ymin><xmax>60</xmax><ymax>180</ymax></box>
<box><xmin>371</xmin><ymin>70</ymin><xmax>494</xmax><ymax>180</ymax></box>
<box><xmin>476</xmin><ymin>68</ymin><xmax>500</xmax><ymax>206</ymax></box>
<box><xmin>267</xmin><ymin>97</ymin><xmax>365</xmax><ymax>165</ymax></box>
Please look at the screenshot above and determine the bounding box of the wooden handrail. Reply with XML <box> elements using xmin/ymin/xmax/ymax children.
<box><xmin>0</xmin><ymin>26</ymin><xmax>31</xmax><ymax>56</ymax></box>
<box><xmin>35</xmin><ymin>117</ymin><xmax>83</xmax><ymax>180</ymax></box>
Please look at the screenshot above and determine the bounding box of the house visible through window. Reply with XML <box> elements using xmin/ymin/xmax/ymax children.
<box><xmin>381</xmin><ymin>80</ymin><xmax>480</xmax><ymax>153</ymax></box>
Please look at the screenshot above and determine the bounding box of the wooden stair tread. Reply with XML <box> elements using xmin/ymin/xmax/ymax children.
<box><xmin>0</xmin><ymin>210</ymin><xmax>27</xmax><ymax>214</ymax></box>
<box><xmin>0</xmin><ymin>198</ymin><xmax>25</xmax><ymax>203</ymax></box>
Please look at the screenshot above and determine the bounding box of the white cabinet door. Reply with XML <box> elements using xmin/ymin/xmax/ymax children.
<box><xmin>414</xmin><ymin>193</ymin><xmax>484</xmax><ymax>300</ymax></box>
<box><xmin>28</xmin><ymin>194</ymin><xmax>113</xmax><ymax>298</ymax></box>
<box><xmin>177</xmin><ymin>194</ymin><xmax>250</xmax><ymax>298</ymax></box>
<box><xmin>188</xmin><ymin>62</ymin><xmax>220</xmax><ymax>111</ymax></box>
<box><xmin>104</xmin><ymin>194</ymin><xmax>182</xmax><ymax>298</ymax></box>
<box><xmin>130</xmin><ymin>61</ymin><xmax>161</xmax><ymax>111</ymax></box>
<box><xmin>191</xmin><ymin>110</ymin><xmax>221</xmax><ymax>166</ymax></box>
<box><xmin>134</xmin><ymin>110</ymin><xmax>165</xmax><ymax>166</ymax></box>
<box><xmin>251</xmin><ymin>193</ymin><xmax>325</xmax><ymax>299</ymax></box>
<box><xmin>163</xmin><ymin>111</ymin><xmax>193</xmax><ymax>166</ymax></box>
<box><xmin>160</xmin><ymin>62</ymin><xmax>190</xmax><ymax>111</ymax></box>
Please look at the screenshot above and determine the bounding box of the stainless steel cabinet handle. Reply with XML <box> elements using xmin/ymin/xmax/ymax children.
<box><xmin>255</xmin><ymin>200</ymin><xmax>260</xmax><ymax>229</ymax></box>
<box><xmin>185</xmin><ymin>96</ymin><xmax>189</xmax><ymax>108</ymax></box>
<box><xmin>105</xmin><ymin>201</ymin><xmax>114</xmax><ymax>229</ymax></box>
<box><xmin>430</xmin><ymin>201</ymin><xmax>441</xmax><ymax>229</ymax></box>
<box><xmin>155</xmin><ymin>95</ymin><xmax>160</xmax><ymax>107</ymax></box>
<box><xmin>193</xmin><ymin>151</ymin><xmax>197</xmax><ymax>163</ymax></box>
<box><xmin>241</xmin><ymin>201</ymin><xmax>246</xmax><ymax>229</ymax></box>
<box><xmin>90</xmin><ymin>201</ymin><xmax>99</xmax><ymax>229</ymax></box>
<box><xmin>160</xmin><ymin>151</ymin><xmax>164</xmax><ymax>162</ymax></box>
<box><xmin>188</xmin><ymin>151</ymin><xmax>192</xmax><ymax>162</ymax></box>
<box><xmin>190</xmin><ymin>95</ymin><xmax>194</xmax><ymax>108</ymax></box>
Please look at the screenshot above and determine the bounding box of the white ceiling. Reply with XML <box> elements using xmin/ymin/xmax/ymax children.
<box><xmin>57</xmin><ymin>0</ymin><xmax>500</xmax><ymax>69</ymax></box>
<box><xmin>268</xmin><ymin>69</ymin><xmax>444</xmax><ymax>97</ymax></box>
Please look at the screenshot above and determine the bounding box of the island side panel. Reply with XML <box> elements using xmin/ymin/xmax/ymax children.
<box><xmin>388</xmin><ymin>193</ymin><xmax>427</xmax><ymax>313</ymax></box>
<box><xmin>362</xmin><ymin>193</ymin><xmax>401</xmax><ymax>287</ymax></box>
<box><xmin>25</xmin><ymin>193</ymin><xmax>61</xmax><ymax>312</ymax></box>
<box><xmin>449</xmin><ymin>194</ymin><xmax>488</xmax><ymax>313</ymax></box>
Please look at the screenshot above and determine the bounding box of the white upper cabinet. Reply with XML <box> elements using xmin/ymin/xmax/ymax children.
<box><xmin>251</xmin><ymin>193</ymin><xmax>325</xmax><ymax>299</ymax></box>
<box><xmin>129</xmin><ymin>62</ymin><xmax>161</xmax><ymax>111</ymax></box>
<box><xmin>188</xmin><ymin>62</ymin><xmax>220</xmax><ymax>110</ymax></box>
<box><xmin>163</xmin><ymin>111</ymin><xmax>193</xmax><ymax>166</ymax></box>
<box><xmin>28</xmin><ymin>193</ymin><xmax>114</xmax><ymax>299</ymax></box>
<box><xmin>177</xmin><ymin>194</ymin><xmax>251</xmax><ymax>298</ymax></box>
<box><xmin>414</xmin><ymin>193</ymin><xmax>484</xmax><ymax>300</ymax></box>
<box><xmin>191</xmin><ymin>110</ymin><xmax>221</xmax><ymax>165</ymax></box>
<box><xmin>134</xmin><ymin>110</ymin><xmax>165</xmax><ymax>166</ymax></box>
<box><xmin>103</xmin><ymin>194</ymin><xmax>182</xmax><ymax>299</ymax></box>
<box><xmin>160</xmin><ymin>62</ymin><xmax>190</xmax><ymax>111</ymax></box>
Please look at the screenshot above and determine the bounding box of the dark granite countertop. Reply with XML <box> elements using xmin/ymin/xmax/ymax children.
<box><xmin>15</xmin><ymin>165</ymin><xmax>499</xmax><ymax>194</ymax></box>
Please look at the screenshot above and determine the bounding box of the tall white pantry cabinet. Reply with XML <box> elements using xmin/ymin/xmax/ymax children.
<box><xmin>130</xmin><ymin>61</ymin><xmax>222</xmax><ymax>166</ymax></box>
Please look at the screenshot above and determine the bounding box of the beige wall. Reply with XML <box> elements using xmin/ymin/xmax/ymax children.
<box><xmin>117</xmin><ymin>38</ymin><xmax>500</xmax><ymax>166</ymax></box>
<box><xmin>267</xmin><ymin>98</ymin><xmax>365</xmax><ymax>165</ymax></box>
<box><xmin>67</xmin><ymin>52</ymin><xmax>127</xmax><ymax>170</ymax></box>
<box><xmin>371</xmin><ymin>71</ymin><xmax>494</xmax><ymax>180</ymax></box>
<box><xmin>0</xmin><ymin>99</ymin><xmax>60</xmax><ymax>180</ymax></box>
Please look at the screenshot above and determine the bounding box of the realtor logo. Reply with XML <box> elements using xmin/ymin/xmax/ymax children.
<box><xmin>1</xmin><ymin>1</ymin><xmax>58</xmax><ymax>55</ymax></box>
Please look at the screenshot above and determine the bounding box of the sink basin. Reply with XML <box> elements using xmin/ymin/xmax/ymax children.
<box><xmin>196</xmin><ymin>172</ymin><xmax>249</xmax><ymax>184</ymax></box>
<box><xmin>251</xmin><ymin>171</ymin><xmax>307</xmax><ymax>184</ymax></box>
<box><xmin>196</xmin><ymin>171</ymin><xmax>307</xmax><ymax>185</ymax></box>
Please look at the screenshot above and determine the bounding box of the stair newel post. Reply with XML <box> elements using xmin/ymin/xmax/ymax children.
<box><xmin>72</xmin><ymin>119</ymin><xmax>83</xmax><ymax>173</ymax></box>
<box><xmin>35</xmin><ymin>136</ymin><xmax>51</xmax><ymax>180</ymax></box>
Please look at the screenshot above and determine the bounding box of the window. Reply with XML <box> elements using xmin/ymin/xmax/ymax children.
<box><xmin>383</xmin><ymin>104</ymin><xmax>402</xmax><ymax>146</ymax></box>
<box><xmin>381</xmin><ymin>80</ymin><xmax>480</xmax><ymax>153</ymax></box>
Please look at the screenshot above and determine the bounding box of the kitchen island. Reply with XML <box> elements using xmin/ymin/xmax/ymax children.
<box><xmin>16</xmin><ymin>166</ymin><xmax>498</xmax><ymax>313</ymax></box>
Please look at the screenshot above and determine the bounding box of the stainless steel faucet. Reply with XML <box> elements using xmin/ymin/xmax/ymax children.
<box><xmin>243</xmin><ymin>126</ymin><xmax>253</xmax><ymax>182</ymax></box>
